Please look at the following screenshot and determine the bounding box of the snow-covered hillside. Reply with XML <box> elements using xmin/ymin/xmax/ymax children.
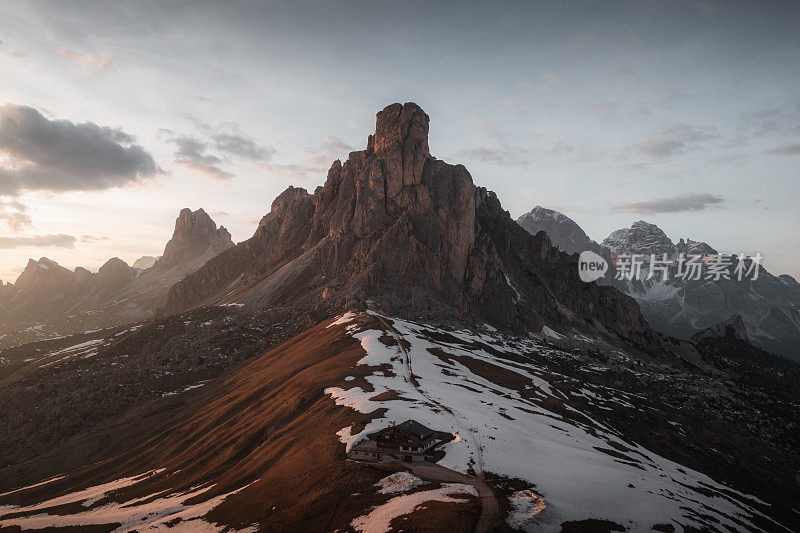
<box><xmin>326</xmin><ymin>313</ymin><xmax>786</xmax><ymax>532</ymax></box>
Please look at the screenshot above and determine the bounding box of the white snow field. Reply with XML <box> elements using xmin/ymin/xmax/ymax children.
<box><xmin>325</xmin><ymin>313</ymin><xmax>784</xmax><ymax>532</ymax></box>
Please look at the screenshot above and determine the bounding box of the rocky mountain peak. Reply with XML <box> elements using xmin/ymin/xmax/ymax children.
<box><xmin>13</xmin><ymin>257</ymin><xmax>73</xmax><ymax>294</ymax></box>
<box><xmin>260</xmin><ymin>186</ymin><xmax>313</xmax><ymax>226</ymax></box>
<box><xmin>132</xmin><ymin>255</ymin><xmax>159</xmax><ymax>270</ymax></box>
<box><xmin>520</xmin><ymin>206</ymin><xmax>567</xmax><ymax>220</ymax></box>
<box><xmin>157</xmin><ymin>208</ymin><xmax>233</xmax><ymax>269</ymax></box>
<box><xmin>516</xmin><ymin>206</ymin><xmax>602</xmax><ymax>255</ymax></box>
<box><xmin>95</xmin><ymin>257</ymin><xmax>134</xmax><ymax>295</ymax></box>
<box><xmin>603</xmin><ymin>220</ymin><xmax>674</xmax><ymax>256</ymax></box>
<box><xmin>367</xmin><ymin>102</ymin><xmax>431</xmax><ymax>195</ymax></box>
<box><xmin>98</xmin><ymin>257</ymin><xmax>132</xmax><ymax>281</ymax></box>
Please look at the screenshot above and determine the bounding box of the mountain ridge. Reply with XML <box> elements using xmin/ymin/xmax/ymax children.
<box><xmin>0</xmin><ymin>208</ymin><xmax>233</xmax><ymax>349</ymax></box>
<box><xmin>517</xmin><ymin>207</ymin><xmax>800</xmax><ymax>359</ymax></box>
<box><xmin>161</xmin><ymin>103</ymin><xmax>688</xmax><ymax>359</ymax></box>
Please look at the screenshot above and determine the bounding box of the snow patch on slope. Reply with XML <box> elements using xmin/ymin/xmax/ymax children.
<box><xmin>375</xmin><ymin>472</ymin><xmax>427</xmax><ymax>494</ymax></box>
<box><xmin>351</xmin><ymin>483</ymin><xmax>477</xmax><ymax>533</ymax></box>
<box><xmin>0</xmin><ymin>470</ymin><xmax>255</xmax><ymax>532</ymax></box>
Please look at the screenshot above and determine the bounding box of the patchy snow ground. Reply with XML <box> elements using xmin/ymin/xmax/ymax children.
<box><xmin>325</xmin><ymin>313</ymin><xmax>783</xmax><ymax>532</ymax></box>
<box><xmin>375</xmin><ymin>472</ymin><xmax>427</xmax><ymax>494</ymax></box>
<box><xmin>0</xmin><ymin>470</ymin><xmax>255</xmax><ymax>532</ymax></box>
<box><xmin>37</xmin><ymin>338</ymin><xmax>105</xmax><ymax>368</ymax></box>
<box><xmin>350</xmin><ymin>483</ymin><xmax>477</xmax><ymax>533</ymax></box>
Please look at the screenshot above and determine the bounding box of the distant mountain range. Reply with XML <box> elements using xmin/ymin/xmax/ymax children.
<box><xmin>517</xmin><ymin>206</ymin><xmax>800</xmax><ymax>359</ymax></box>
<box><xmin>0</xmin><ymin>208</ymin><xmax>232</xmax><ymax>348</ymax></box>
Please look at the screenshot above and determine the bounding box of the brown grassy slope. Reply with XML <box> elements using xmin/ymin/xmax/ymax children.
<box><xmin>0</xmin><ymin>315</ymin><xmax>479</xmax><ymax>531</ymax></box>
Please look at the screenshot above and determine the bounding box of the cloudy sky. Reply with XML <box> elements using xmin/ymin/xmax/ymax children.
<box><xmin>1</xmin><ymin>0</ymin><xmax>799</xmax><ymax>282</ymax></box>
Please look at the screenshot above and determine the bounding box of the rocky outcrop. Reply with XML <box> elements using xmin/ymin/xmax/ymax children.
<box><xmin>163</xmin><ymin>102</ymin><xmax>687</xmax><ymax>359</ymax></box>
<box><xmin>692</xmin><ymin>314</ymin><xmax>750</xmax><ymax>343</ymax></box>
<box><xmin>156</xmin><ymin>208</ymin><xmax>233</xmax><ymax>270</ymax></box>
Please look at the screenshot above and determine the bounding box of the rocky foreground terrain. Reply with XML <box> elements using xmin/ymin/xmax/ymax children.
<box><xmin>0</xmin><ymin>103</ymin><xmax>798</xmax><ymax>532</ymax></box>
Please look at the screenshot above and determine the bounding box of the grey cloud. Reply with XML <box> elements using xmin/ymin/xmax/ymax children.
<box><xmin>477</xmin><ymin>121</ymin><xmax>504</xmax><ymax>140</ymax></box>
<box><xmin>739</xmin><ymin>103</ymin><xmax>800</xmax><ymax>137</ymax></box>
<box><xmin>630</xmin><ymin>91</ymin><xmax>691</xmax><ymax>117</ymax></box>
<box><xmin>0</xmin><ymin>234</ymin><xmax>77</xmax><ymax>249</ymax></box>
<box><xmin>545</xmin><ymin>141</ymin><xmax>599</xmax><ymax>162</ymax></box>
<box><xmin>210</xmin><ymin>132</ymin><xmax>275</xmax><ymax>161</ymax></box>
<box><xmin>303</xmin><ymin>136</ymin><xmax>355</xmax><ymax>173</ymax></box>
<box><xmin>267</xmin><ymin>136</ymin><xmax>357</xmax><ymax>181</ymax></box>
<box><xmin>0</xmin><ymin>199</ymin><xmax>33</xmax><ymax>231</ymax></box>
<box><xmin>612</xmin><ymin>193</ymin><xmax>725</xmax><ymax>214</ymax></box>
<box><xmin>763</xmin><ymin>142</ymin><xmax>800</xmax><ymax>155</ymax></box>
<box><xmin>168</xmin><ymin>135</ymin><xmax>233</xmax><ymax>181</ymax></box>
<box><xmin>321</xmin><ymin>136</ymin><xmax>353</xmax><ymax>153</ymax></box>
<box><xmin>0</xmin><ymin>104</ymin><xmax>157</xmax><ymax>196</ymax></box>
<box><xmin>628</xmin><ymin>123</ymin><xmax>718</xmax><ymax>158</ymax></box>
<box><xmin>165</xmin><ymin>124</ymin><xmax>274</xmax><ymax>180</ymax></box>
<box><xmin>80</xmin><ymin>234</ymin><xmax>109</xmax><ymax>242</ymax></box>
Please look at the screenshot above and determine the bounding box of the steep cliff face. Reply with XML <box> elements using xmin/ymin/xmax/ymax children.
<box><xmin>163</xmin><ymin>103</ymin><xmax>680</xmax><ymax>357</ymax></box>
<box><xmin>156</xmin><ymin>208</ymin><xmax>233</xmax><ymax>270</ymax></box>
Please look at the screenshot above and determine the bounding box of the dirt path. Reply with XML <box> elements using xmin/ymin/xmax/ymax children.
<box><xmin>405</xmin><ymin>462</ymin><xmax>498</xmax><ymax>533</ymax></box>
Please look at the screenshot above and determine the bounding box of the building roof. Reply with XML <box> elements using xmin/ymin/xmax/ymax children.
<box><xmin>395</xmin><ymin>420</ymin><xmax>435</xmax><ymax>440</ymax></box>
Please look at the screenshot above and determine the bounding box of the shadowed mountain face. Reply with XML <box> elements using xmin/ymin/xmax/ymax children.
<box><xmin>0</xmin><ymin>209</ymin><xmax>232</xmax><ymax>349</ymax></box>
<box><xmin>516</xmin><ymin>206</ymin><xmax>603</xmax><ymax>255</ymax></box>
<box><xmin>518</xmin><ymin>210</ymin><xmax>800</xmax><ymax>360</ymax></box>
<box><xmin>162</xmin><ymin>103</ymin><xmax>685</xmax><ymax>358</ymax></box>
